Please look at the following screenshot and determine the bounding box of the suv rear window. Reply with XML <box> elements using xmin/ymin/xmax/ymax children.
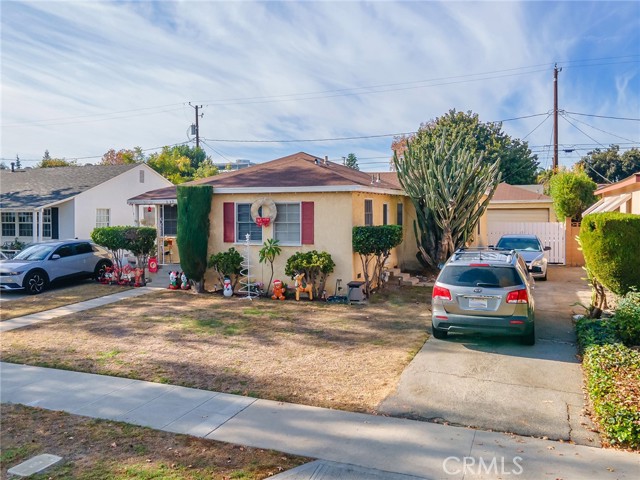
<box><xmin>438</xmin><ymin>265</ymin><xmax>523</xmax><ymax>288</ymax></box>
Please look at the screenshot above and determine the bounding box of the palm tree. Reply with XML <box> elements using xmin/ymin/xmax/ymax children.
<box><xmin>258</xmin><ymin>239</ymin><xmax>282</xmax><ymax>296</ymax></box>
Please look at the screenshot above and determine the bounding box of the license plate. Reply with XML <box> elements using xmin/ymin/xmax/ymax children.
<box><xmin>468</xmin><ymin>297</ymin><xmax>488</xmax><ymax>309</ymax></box>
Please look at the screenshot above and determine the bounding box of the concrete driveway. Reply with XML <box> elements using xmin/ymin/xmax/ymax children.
<box><xmin>379</xmin><ymin>267</ymin><xmax>601</xmax><ymax>446</ymax></box>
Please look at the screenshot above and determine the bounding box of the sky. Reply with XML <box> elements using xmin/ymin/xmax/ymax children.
<box><xmin>1</xmin><ymin>0</ymin><xmax>639</xmax><ymax>173</ymax></box>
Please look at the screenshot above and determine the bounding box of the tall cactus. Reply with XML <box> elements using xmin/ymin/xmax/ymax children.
<box><xmin>394</xmin><ymin>132</ymin><xmax>501</xmax><ymax>268</ymax></box>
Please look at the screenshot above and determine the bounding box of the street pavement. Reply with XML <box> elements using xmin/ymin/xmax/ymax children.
<box><xmin>379</xmin><ymin>267</ymin><xmax>600</xmax><ymax>445</ymax></box>
<box><xmin>2</xmin><ymin>362</ymin><xmax>638</xmax><ymax>480</ymax></box>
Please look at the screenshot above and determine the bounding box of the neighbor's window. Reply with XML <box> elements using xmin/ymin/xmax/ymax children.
<box><xmin>1</xmin><ymin>212</ymin><xmax>16</xmax><ymax>237</ymax></box>
<box><xmin>364</xmin><ymin>199</ymin><xmax>373</xmax><ymax>226</ymax></box>
<box><xmin>18</xmin><ymin>212</ymin><xmax>33</xmax><ymax>237</ymax></box>
<box><xmin>383</xmin><ymin>204</ymin><xmax>389</xmax><ymax>225</ymax></box>
<box><xmin>42</xmin><ymin>208</ymin><xmax>52</xmax><ymax>238</ymax></box>
<box><xmin>96</xmin><ymin>208</ymin><xmax>110</xmax><ymax>228</ymax></box>
<box><xmin>274</xmin><ymin>203</ymin><xmax>301</xmax><ymax>245</ymax></box>
<box><xmin>236</xmin><ymin>203</ymin><xmax>262</xmax><ymax>243</ymax></box>
<box><xmin>397</xmin><ymin>203</ymin><xmax>403</xmax><ymax>226</ymax></box>
<box><xmin>162</xmin><ymin>205</ymin><xmax>178</xmax><ymax>236</ymax></box>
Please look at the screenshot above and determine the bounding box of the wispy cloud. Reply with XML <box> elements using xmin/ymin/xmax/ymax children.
<box><xmin>1</xmin><ymin>1</ymin><xmax>638</xmax><ymax>170</ymax></box>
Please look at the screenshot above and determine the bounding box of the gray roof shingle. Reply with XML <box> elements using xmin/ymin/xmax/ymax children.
<box><xmin>0</xmin><ymin>164</ymin><xmax>138</xmax><ymax>209</ymax></box>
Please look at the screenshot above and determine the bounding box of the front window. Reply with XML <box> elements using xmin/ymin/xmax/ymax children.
<box><xmin>383</xmin><ymin>204</ymin><xmax>388</xmax><ymax>225</ymax></box>
<box><xmin>18</xmin><ymin>212</ymin><xmax>33</xmax><ymax>237</ymax></box>
<box><xmin>162</xmin><ymin>205</ymin><xmax>178</xmax><ymax>236</ymax></box>
<box><xmin>42</xmin><ymin>208</ymin><xmax>52</xmax><ymax>238</ymax></box>
<box><xmin>96</xmin><ymin>208</ymin><xmax>110</xmax><ymax>228</ymax></box>
<box><xmin>397</xmin><ymin>203</ymin><xmax>403</xmax><ymax>226</ymax></box>
<box><xmin>236</xmin><ymin>204</ymin><xmax>262</xmax><ymax>243</ymax></box>
<box><xmin>364</xmin><ymin>199</ymin><xmax>373</xmax><ymax>226</ymax></box>
<box><xmin>274</xmin><ymin>203</ymin><xmax>301</xmax><ymax>245</ymax></box>
<box><xmin>1</xmin><ymin>212</ymin><xmax>16</xmax><ymax>237</ymax></box>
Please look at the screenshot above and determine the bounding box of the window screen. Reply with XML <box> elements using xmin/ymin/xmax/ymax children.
<box><xmin>274</xmin><ymin>203</ymin><xmax>300</xmax><ymax>244</ymax></box>
<box><xmin>162</xmin><ymin>205</ymin><xmax>178</xmax><ymax>236</ymax></box>
<box><xmin>364</xmin><ymin>199</ymin><xmax>373</xmax><ymax>226</ymax></box>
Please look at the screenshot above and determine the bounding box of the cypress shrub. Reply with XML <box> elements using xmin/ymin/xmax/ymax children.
<box><xmin>176</xmin><ymin>185</ymin><xmax>212</xmax><ymax>292</ymax></box>
<box><xmin>580</xmin><ymin>212</ymin><xmax>640</xmax><ymax>296</ymax></box>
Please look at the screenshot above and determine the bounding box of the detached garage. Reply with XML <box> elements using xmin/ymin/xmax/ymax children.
<box><xmin>474</xmin><ymin>183</ymin><xmax>557</xmax><ymax>247</ymax></box>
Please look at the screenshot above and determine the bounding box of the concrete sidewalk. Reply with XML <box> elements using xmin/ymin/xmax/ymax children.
<box><xmin>0</xmin><ymin>287</ymin><xmax>159</xmax><ymax>332</ymax></box>
<box><xmin>1</xmin><ymin>362</ymin><xmax>637</xmax><ymax>479</ymax></box>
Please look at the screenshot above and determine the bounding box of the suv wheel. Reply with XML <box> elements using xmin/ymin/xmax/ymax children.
<box><xmin>23</xmin><ymin>270</ymin><xmax>49</xmax><ymax>295</ymax></box>
<box><xmin>432</xmin><ymin>326</ymin><xmax>448</xmax><ymax>340</ymax></box>
<box><xmin>94</xmin><ymin>260</ymin><xmax>112</xmax><ymax>281</ymax></box>
<box><xmin>521</xmin><ymin>324</ymin><xmax>535</xmax><ymax>345</ymax></box>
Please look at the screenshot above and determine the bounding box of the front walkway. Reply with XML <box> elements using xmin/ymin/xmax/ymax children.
<box><xmin>2</xmin><ymin>362</ymin><xmax>638</xmax><ymax>479</ymax></box>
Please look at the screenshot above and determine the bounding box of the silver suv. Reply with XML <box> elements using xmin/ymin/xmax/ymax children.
<box><xmin>0</xmin><ymin>240</ymin><xmax>112</xmax><ymax>294</ymax></box>
<box><xmin>431</xmin><ymin>248</ymin><xmax>536</xmax><ymax>345</ymax></box>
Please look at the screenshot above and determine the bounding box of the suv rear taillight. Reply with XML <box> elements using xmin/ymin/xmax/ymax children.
<box><xmin>433</xmin><ymin>285</ymin><xmax>452</xmax><ymax>301</ymax></box>
<box><xmin>506</xmin><ymin>289</ymin><xmax>528</xmax><ymax>304</ymax></box>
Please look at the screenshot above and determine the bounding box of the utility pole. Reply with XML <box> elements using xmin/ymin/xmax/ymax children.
<box><xmin>553</xmin><ymin>64</ymin><xmax>562</xmax><ymax>172</ymax></box>
<box><xmin>189</xmin><ymin>102</ymin><xmax>204</xmax><ymax>149</ymax></box>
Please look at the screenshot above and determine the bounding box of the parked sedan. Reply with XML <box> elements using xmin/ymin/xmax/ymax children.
<box><xmin>495</xmin><ymin>234</ymin><xmax>550</xmax><ymax>280</ymax></box>
<box><xmin>0</xmin><ymin>240</ymin><xmax>112</xmax><ymax>294</ymax></box>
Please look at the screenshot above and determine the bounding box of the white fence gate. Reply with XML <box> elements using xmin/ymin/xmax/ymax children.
<box><xmin>488</xmin><ymin>222</ymin><xmax>566</xmax><ymax>264</ymax></box>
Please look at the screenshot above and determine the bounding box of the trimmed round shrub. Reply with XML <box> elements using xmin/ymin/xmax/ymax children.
<box><xmin>580</xmin><ymin>213</ymin><xmax>640</xmax><ymax>296</ymax></box>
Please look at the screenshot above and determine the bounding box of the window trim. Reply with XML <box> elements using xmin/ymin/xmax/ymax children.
<box><xmin>96</xmin><ymin>208</ymin><xmax>110</xmax><ymax>228</ymax></box>
<box><xmin>364</xmin><ymin>199</ymin><xmax>373</xmax><ymax>226</ymax></box>
<box><xmin>274</xmin><ymin>202</ymin><xmax>302</xmax><ymax>246</ymax></box>
<box><xmin>235</xmin><ymin>202</ymin><xmax>263</xmax><ymax>244</ymax></box>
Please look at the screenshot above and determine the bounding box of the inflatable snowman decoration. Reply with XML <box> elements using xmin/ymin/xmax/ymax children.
<box><xmin>223</xmin><ymin>277</ymin><xmax>233</xmax><ymax>297</ymax></box>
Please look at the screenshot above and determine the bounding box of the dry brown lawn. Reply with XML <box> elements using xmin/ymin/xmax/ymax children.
<box><xmin>1</xmin><ymin>404</ymin><xmax>307</xmax><ymax>479</ymax></box>
<box><xmin>1</xmin><ymin>285</ymin><xmax>431</xmax><ymax>413</ymax></box>
<box><xmin>0</xmin><ymin>281</ymin><xmax>132</xmax><ymax>321</ymax></box>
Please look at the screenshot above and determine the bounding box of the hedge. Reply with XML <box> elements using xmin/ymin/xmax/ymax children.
<box><xmin>576</xmin><ymin>317</ymin><xmax>640</xmax><ymax>449</ymax></box>
<box><xmin>580</xmin><ymin>212</ymin><xmax>640</xmax><ymax>296</ymax></box>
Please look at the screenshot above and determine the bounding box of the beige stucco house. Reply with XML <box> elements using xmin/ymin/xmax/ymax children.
<box><xmin>583</xmin><ymin>172</ymin><xmax>640</xmax><ymax>216</ymax></box>
<box><xmin>128</xmin><ymin>152</ymin><xmax>416</xmax><ymax>290</ymax></box>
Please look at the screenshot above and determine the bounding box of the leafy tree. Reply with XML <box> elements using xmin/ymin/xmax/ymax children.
<box><xmin>101</xmin><ymin>147</ymin><xmax>145</xmax><ymax>165</ymax></box>
<box><xmin>344</xmin><ymin>153</ymin><xmax>359</xmax><ymax>170</ymax></box>
<box><xmin>208</xmin><ymin>247</ymin><xmax>243</xmax><ymax>290</ymax></box>
<box><xmin>258</xmin><ymin>239</ymin><xmax>282</xmax><ymax>296</ymax></box>
<box><xmin>549</xmin><ymin>169</ymin><xmax>597</xmax><ymax>221</ymax></box>
<box><xmin>176</xmin><ymin>185</ymin><xmax>212</xmax><ymax>293</ymax></box>
<box><xmin>147</xmin><ymin>145</ymin><xmax>217</xmax><ymax>184</ymax></box>
<box><xmin>123</xmin><ymin>227</ymin><xmax>156</xmax><ymax>284</ymax></box>
<box><xmin>392</xmin><ymin>109</ymin><xmax>538</xmax><ymax>185</ymax></box>
<box><xmin>394</xmin><ymin>132</ymin><xmax>501</xmax><ymax>269</ymax></box>
<box><xmin>37</xmin><ymin>158</ymin><xmax>77</xmax><ymax>168</ymax></box>
<box><xmin>284</xmin><ymin>250</ymin><xmax>335</xmax><ymax>297</ymax></box>
<box><xmin>193</xmin><ymin>158</ymin><xmax>219</xmax><ymax>179</ymax></box>
<box><xmin>91</xmin><ymin>226</ymin><xmax>129</xmax><ymax>268</ymax></box>
<box><xmin>536</xmin><ymin>168</ymin><xmax>554</xmax><ymax>195</ymax></box>
<box><xmin>577</xmin><ymin>145</ymin><xmax>640</xmax><ymax>183</ymax></box>
<box><xmin>352</xmin><ymin>225</ymin><xmax>403</xmax><ymax>295</ymax></box>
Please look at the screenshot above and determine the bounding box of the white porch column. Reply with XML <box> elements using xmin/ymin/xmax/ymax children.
<box><xmin>31</xmin><ymin>210</ymin><xmax>37</xmax><ymax>243</ymax></box>
<box><xmin>38</xmin><ymin>208</ymin><xmax>44</xmax><ymax>242</ymax></box>
<box><xmin>133</xmin><ymin>205</ymin><xmax>140</xmax><ymax>226</ymax></box>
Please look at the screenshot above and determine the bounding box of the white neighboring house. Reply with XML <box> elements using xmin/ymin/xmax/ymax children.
<box><xmin>0</xmin><ymin>164</ymin><xmax>173</xmax><ymax>245</ymax></box>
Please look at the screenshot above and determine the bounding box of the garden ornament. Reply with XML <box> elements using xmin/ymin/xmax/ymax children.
<box><xmin>169</xmin><ymin>271</ymin><xmax>179</xmax><ymax>290</ymax></box>
<box><xmin>180</xmin><ymin>272</ymin><xmax>190</xmax><ymax>290</ymax></box>
<box><xmin>271</xmin><ymin>279</ymin><xmax>286</xmax><ymax>300</ymax></box>
<box><xmin>134</xmin><ymin>267</ymin><xmax>144</xmax><ymax>287</ymax></box>
<box><xmin>294</xmin><ymin>272</ymin><xmax>313</xmax><ymax>301</ymax></box>
<box><xmin>223</xmin><ymin>277</ymin><xmax>233</xmax><ymax>297</ymax></box>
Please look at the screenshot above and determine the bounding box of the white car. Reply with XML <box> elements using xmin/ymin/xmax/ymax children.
<box><xmin>495</xmin><ymin>234</ymin><xmax>550</xmax><ymax>281</ymax></box>
<box><xmin>0</xmin><ymin>240</ymin><xmax>112</xmax><ymax>294</ymax></box>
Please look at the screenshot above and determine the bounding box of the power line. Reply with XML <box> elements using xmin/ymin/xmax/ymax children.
<box><xmin>563</xmin><ymin>112</ymin><xmax>639</xmax><ymax>144</ymax></box>
<box><xmin>563</xmin><ymin>111</ymin><xmax>640</xmax><ymax>122</ymax></box>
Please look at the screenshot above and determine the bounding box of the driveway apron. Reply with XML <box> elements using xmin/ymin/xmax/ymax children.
<box><xmin>379</xmin><ymin>267</ymin><xmax>600</xmax><ymax>445</ymax></box>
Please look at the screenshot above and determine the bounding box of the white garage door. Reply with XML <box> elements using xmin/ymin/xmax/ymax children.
<box><xmin>488</xmin><ymin>209</ymin><xmax>550</xmax><ymax>223</ymax></box>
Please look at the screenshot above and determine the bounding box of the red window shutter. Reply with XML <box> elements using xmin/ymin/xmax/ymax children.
<box><xmin>301</xmin><ymin>202</ymin><xmax>314</xmax><ymax>245</ymax></box>
<box><xmin>223</xmin><ymin>202</ymin><xmax>235</xmax><ymax>242</ymax></box>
